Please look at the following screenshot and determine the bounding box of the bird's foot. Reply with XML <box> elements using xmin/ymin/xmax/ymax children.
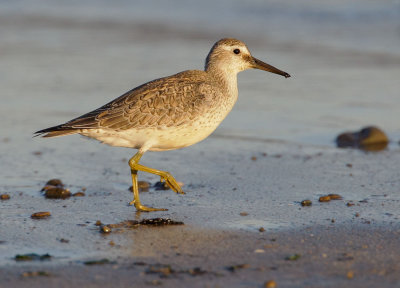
<box><xmin>129</xmin><ymin>200</ymin><xmax>168</xmax><ymax>212</ymax></box>
<box><xmin>160</xmin><ymin>172</ymin><xmax>185</xmax><ymax>194</ymax></box>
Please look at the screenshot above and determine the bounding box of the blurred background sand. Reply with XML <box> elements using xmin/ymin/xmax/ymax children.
<box><xmin>1</xmin><ymin>0</ymin><xmax>399</xmax><ymax>145</ymax></box>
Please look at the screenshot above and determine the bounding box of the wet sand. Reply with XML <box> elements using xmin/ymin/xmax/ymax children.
<box><xmin>1</xmin><ymin>225</ymin><xmax>399</xmax><ymax>288</ymax></box>
<box><xmin>1</xmin><ymin>1</ymin><xmax>400</xmax><ymax>287</ymax></box>
<box><xmin>2</xmin><ymin>138</ymin><xmax>400</xmax><ymax>287</ymax></box>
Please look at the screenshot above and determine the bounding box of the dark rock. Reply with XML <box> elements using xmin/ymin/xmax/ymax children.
<box><xmin>301</xmin><ymin>199</ymin><xmax>312</xmax><ymax>206</ymax></box>
<box><xmin>45</xmin><ymin>179</ymin><xmax>64</xmax><ymax>187</ymax></box>
<box><xmin>15</xmin><ymin>253</ymin><xmax>51</xmax><ymax>261</ymax></box>
<box><xmin>31</xmin><ymin>212</ymin><xmax>51</xmax><ymax>219</ymax></box>
<box><xmin>336</xmin><ymin>126</ymin><xmax>388</xmax><ymax>151</ymax></box>
<box><xmin>154</xmin><ymin>181</ymin><xmax>170</xmax><ymax>190</ymax></box>
<box><xmin>44</xmin><ymin>187</ymin><xmax>71</xmax><ymax>199</ymax></box>
<box><xmin>0</xmin><ymin>194</ymin><xmax>10</xmax><ymax>200</ymax></box>
<box><xmin>72</xmin><ymin>192</ymin><xmax>85</xmax><ymax>197</ymax></box>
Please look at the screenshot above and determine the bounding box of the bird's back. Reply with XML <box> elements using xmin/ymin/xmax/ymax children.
<box><xmin>35</xmin><ymin>69</ymin><xmax>236</xmax><ymax>150</ymax></box>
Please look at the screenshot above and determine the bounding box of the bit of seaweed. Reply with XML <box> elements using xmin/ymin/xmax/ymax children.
<box><xmin>15</xmin><ymin>253</ymin><xmax>52</xmax><ymax>261</ymax></box>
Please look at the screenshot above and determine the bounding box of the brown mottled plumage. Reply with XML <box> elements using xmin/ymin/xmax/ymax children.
<box><xmin>35</xmin><ymin>38</ymin><xmax>290</xmax><ymax>211</ymax></box>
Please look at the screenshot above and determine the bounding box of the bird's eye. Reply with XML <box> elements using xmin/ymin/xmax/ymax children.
<box><xmin>233</xmin><ymin>49</ymin><xmax>240</xmax><ymax>55</ymax></box>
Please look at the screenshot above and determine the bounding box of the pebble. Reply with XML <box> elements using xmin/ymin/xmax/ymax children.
<box><xmin>319</xmin><ymin>196</ymin><xmax>331</xmax><ymax>202</ymax></box>
<box><xmin>226</xmin><ymin>264</ymin><xmax>250</xmax><ymax>272</ymax></box>
<box><xmin>31</xmin><ymin>212</ymin><xmax>51</xmax><ymax>219</ymax></box>
<box><xmin>140</xmin><ymin>218</ymin><xmax>184</xmax><ymax>226</ymax></box>
<box><xmin>347</xmin><ymin>270</ymin><xmax>354</xmax><ymax>279</ymax></box>
<box><xmin>328</xmin><ymin>194</ymin><xmax>343</xmax><ymax>200</ymax></box>
<box><xmin>301</xmin><ymin>199</ymin><xmax>312</xmax><ymax>206</ymax></box>
<box><xmin>100</xmin><ymin>225</ymin><xmax>112</xmax><ymax>233</ymax></box>
<box><xmin>264</xmin><ymin>280</ymin><xmax>277</xmax><ymax>288</ymax></box>
<box><xmin>138</xmin><ymin>181</ymin><xmax>150</xmax><ymax>192</ymax></box>
<box><xmin>21</xmin><ymin>271</ymin><xmax>50</xmax><ymax>277</ymax></box>
<box><xmin>15</xmin><ymin>253</ymin><xmax>51</xmax><ymax>261</ymax></box>
<box><xmin>336</xmin><ymin>126</ymin><xmax>388</xmax><ymax>151</ymax></box>
<box><xmin>83</xmin><ymin>259</ymin><xmax>113</xmax><ymax>265</ymax></box>
<box><xmin>45</xmin><ymin>179</ymin><xmax>63</xmax><ymax>187</ymax></box>
<box><xmin>154</xmin><ymin>181</ymin><xmax>170</xmax><ymax>190</ymax></box>
<box><xmin>259</xmin><ymin>227</ymin><xmax>265</xmax><ymax>232</ymax></box>
<box><xmin>72</xmin><ymin>192</ymin><xmax>85</xmax><ymax>197</ymax></box>
<box><xmin>285</xmin><ymin>254</ymin><xmax>301</xmax><ymax>261</ymax></box>
<box><xmin>146</xmin><ymin>264</ymin><xmax>174</xmax><ymax>276</ymax></box>
<box><xmin>0</xmin><ymin>194</ymin><xmax>10</xmax><ymax>200</ymax></box>
<box><xmin>129</xmin><ymin>181</ymin><xmax>151</xmax><ymax>192</ymax></box>
<box><xmin>95</xmin><ymin>220</ymin><xmax>102</xmax><ymax>226</ymax></box>
<box><xmin>240</xmin><ymin>212</ymin><xmax>249</xmax><ymax>216</ymax></box>
<box><xmin>44</xmin><ymin>187</ymin><xmax>71</xmax><ymax>199</ymax></box>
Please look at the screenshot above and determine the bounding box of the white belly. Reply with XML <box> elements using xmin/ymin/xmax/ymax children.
<box><xmin>81</xmin><ymin>116</ymin><xmax>222</xmax><ymax>151</ymax></box>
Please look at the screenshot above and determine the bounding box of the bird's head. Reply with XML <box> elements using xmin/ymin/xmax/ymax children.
<box><xmin>205</xmin><ymin>38</ymin><xmax>290</xmax><ymax>78</ymax></box>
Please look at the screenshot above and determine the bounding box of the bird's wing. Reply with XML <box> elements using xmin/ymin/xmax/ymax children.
<box><xmin>36</xmin><ymin>71</ymin><xmax>219</xmax><ymax>135</ymax></box>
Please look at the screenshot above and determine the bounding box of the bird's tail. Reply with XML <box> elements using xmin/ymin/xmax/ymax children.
<box><xmin>34</xmin><ymin>125</ymin><xmax>80</xmax><ymax>138</ymax></box>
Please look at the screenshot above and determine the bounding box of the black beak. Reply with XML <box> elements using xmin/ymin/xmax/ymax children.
<box><xmin>252</xmin><ymin>57</ymin><xmax>291</xmax><ymax>78</ymax></box>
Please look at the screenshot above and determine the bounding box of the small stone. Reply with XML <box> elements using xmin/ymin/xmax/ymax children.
<box><xmin>44</xmin><ymin>187</ymin><xmax>71</xmax><ymax>199</ymax></box>
<box><xmin>100</xmin><ymin>225</ymin><xmax>111</xmax><ymax>233</ymax></box>
<box><xmin>336</xmin><ymin>126</ymin><xmax>388</xmax><ymax>151</ymax></box>
<box><xmin>226</xmin><ymin>264</ymin><xmax>250</xmax><ymax>272</ymax></box>
<box><xmin>129</xmin><ymin>181</ymin><xmax>151</xmax><ymax>192</ymax></box>
<box><xmin>285</xmin><ymin>254</ymin><xmax>301</xmax><ymax>261</ymax></box>
<box><xmin>72</xmin><ymin>192</ymin><xmax>85</xmax><ymax>197</ymax></box>
<box><xmin>84</xmin><ymin>259</ymin><xmax>113</xmax><ymax>265</ymax></box>
<box><xmin>346</xmin><ymin>163</ymin><xmax>353</xmax><ymax>168</ymax></box>
<box><xmin>0</xmin><ymin>194</ymin><xmax>10</xmax><ymax>200</ymax></box>
<box><xmin>240</xmin><ymin>212</ymin><xmax>248</xmax><ymax>216</ymax></box>
<box><xmin>45</xmin><ymin>179</ymin><xmax>63</xmax><ymax>187</ymax></box>
<box><xmin>31</xmin><ymin>212</ymin><xmax>51</xmax><ymax>219</ymax></box>
<box><xmin>328</xmin><ymin>194</ymin><xmax>343</xmax><ymax>200</ymax></box>
<box><xmin>95</xmin><ymin>220</ymin><xmax>102</xmax><ymax>226</ymax></box>
<box><xmin>109</xmin><ymin>241</ymin><xmax>115</xmax><ymax>246</ymax></box>
<box><xmin>347</xmin><ymin>270</ymin><xmax>354</xmax><ymax>279</ymax></box>
<box><xmin>346</xmin><ymin>202</ymin><xmax>355</xmax><ymax>207</ymax></box>
<box><xmin>319</xmin><ymin>196</ymin><xmax>331</xmax><ymax>202</ymax></box>
<box><xmin>251</xmin><ymin>156</ymin><xmax>257</xmax><ymax>161</ymax></box>
<box><xmin>154</xmin><ymin>181</ymin><xmax>170</xmax><ymax>190</ymax></box>
<box><xmin>138</xmin><ymin>181</ymin><xmax>150</xmax><ymax>192</ymax></box>
<box><xmin>355</xmin><ymin>213</ymin><xmax>360</xmax><ymax>217</ymax></box>
<box><xmin>301</xmin><ymin>199</ymin><xmax>312</xmax><ymax>206</ymax></box>
<box><xmin>15</xmin><ymin>253</ymin><xmax>51</xmax><ymax>261</ymax></box>
<box><xmin>59</xmin><ymin>238</ymin><xmax>69</xmax><ymax>243</ymax></box>
<box><xmin>146</xmin><ymin>264</ymin><xmax>174</xmax><ymax>277</ymax></box>
<box><xmin>264</xmin><ymin>280</ymin><xmax>277</xmax><ymax>288</ymax></box>
<box><xmin>254</xmin><ymin>249</ymin><xmax>265</xmax><ymax>253</ymax></box>
<box><xmin>259</xmin><ymin>227</ymin><xmax>265</xmax><ymax>232</ymax></box>
<box><xmin>21</xmin><ymin>271</ymin><xmax>50</xmax><ymax>277</ymax></box>
<box><xmin>139</xmin><ymin>218</ymin><xmax>184</xmax><ymax>226</ymax></box>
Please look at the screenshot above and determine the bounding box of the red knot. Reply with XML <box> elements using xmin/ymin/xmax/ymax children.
<box><xmin>35</xmin><ymin>38</ymin><xmax>290</xmax><ymax>212</ymax></box>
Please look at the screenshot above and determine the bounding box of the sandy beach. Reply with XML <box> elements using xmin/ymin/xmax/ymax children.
<box><xmin>1</xmin><ymin>1</ymin><xmax>400</xmax><ymax>287</ymax></box>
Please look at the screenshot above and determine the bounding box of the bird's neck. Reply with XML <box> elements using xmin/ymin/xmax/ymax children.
<box><xmin>206</xmin><ymin>66</ymin><xmax>239</xmax><ymax>101</ymax></box>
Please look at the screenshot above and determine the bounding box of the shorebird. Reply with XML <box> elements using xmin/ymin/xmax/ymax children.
<box><xmin>35</xmin><ymin>38</ymin><xmax>290</xmax><ymax>212</ymax></box>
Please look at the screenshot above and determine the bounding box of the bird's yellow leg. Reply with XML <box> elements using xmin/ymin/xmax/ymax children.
<box><xmin>128</xmin><ymin>152</ymin><xmax>168</xmax><ymax>212</ymax></box>
<box><xmin>128</xmin><ymin>153</ymin><xmax>184</xmax><ymax>195</ymax></box>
